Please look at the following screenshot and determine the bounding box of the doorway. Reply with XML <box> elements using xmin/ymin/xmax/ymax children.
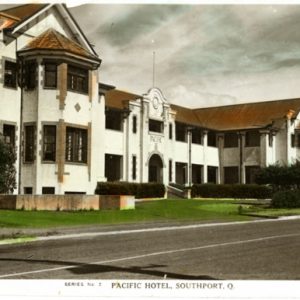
<box><xmin>148</xmin><ymin>154</ymin><xmax>163</xmax><ymax>183</ymax></box>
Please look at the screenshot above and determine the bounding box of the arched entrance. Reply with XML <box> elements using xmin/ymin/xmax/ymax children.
<box><xmin>148</xmin><ymin>154</ymin><xmax>163</xmax><ymax>183</ymax></box>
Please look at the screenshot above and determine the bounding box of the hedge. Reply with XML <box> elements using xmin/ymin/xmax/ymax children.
<box><xmin>255</xmin><ymin>161</ymin><xmax>300</xmax><ymax>191</ymax></box>
<box><xmin>272</xmin><ymin>190</ymin><xmax>300</xmax><ymax>208</ymax></box>
<box><xmin>191</xmin><ymin>184</ymin><xmax>273</xmax><ymax>199</ymax></box>
<box><xmin>95</xmin><ymin>182</ymin><xmax>165</xmax><ymax>198</ymax></box>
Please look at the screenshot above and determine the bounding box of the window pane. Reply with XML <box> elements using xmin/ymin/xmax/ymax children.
<box><xmin>65</xmin><ymin>127</ymin><xmax>88</xmax><ymax>163</ymax></box>
<box><xmin>149</xmin><ymin>119</ymin><xmax>163</xmax><ymax>133</ymax></box>
<box><xmin>25</xmin><ymin>125</ymin><xmax>35</xmax><ymax>162</ymax></box>
<box><xmin>3</xmin><ymin>124</ymin><xmax>15</xmax><ymax>147</ymax></box>
<box><xmin>105</xmin><ymin>109</ymin><xmax>123</xmax><ymax>131</ymax></box>
<box><xmin>245</xmin><ymin>131</ymin><xmax>260</xmax><ymax>147</ymax></box>
<box><xmin>25</xmin><ymin>61</ymin><xmax>36</xmax><ymax>90</ymax></box>
<box><xmin>224</xmin><ymin>132</ymin><xmax>238</xmax><ymax>148</ymax></box>
<box><xmin>224</xmin><ymin>166</ymin><xmax>239</xmax><ymax>184</ymax></box>
<box><xmin>67</xmin><ymin>65</ymin><xmax>88</xmax><ymax>93</ymax></box>
<box><xmin>44</xmin><ymin>64</ymin><xmax>57</xmax><ymax>88</ymax></box>
<box><xmin>207</xmin><ymin>132</ymin><xmax>217</xmax><ymax>147</ymax></box>
<box><xmin>192</xmin><ymin>127</ymin><xmax>202</xmax><ymax>144</ymax></box>
<box><xmin>4</xmin><ymin>61</ymin><xmax>17</xmax><ymax>88</ymax></box>
<box><xmin>43</xmin><ymin>125</ymin><xmax>56</xmax><ymax>161</ymax></box>
<box><xmin>175</xmin><ymin>123</ymin><xmax>187</xmax><ymax>142</ymax></box>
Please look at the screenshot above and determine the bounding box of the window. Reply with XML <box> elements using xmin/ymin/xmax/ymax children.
<box><xmin>245</xmin><ymin>166</ymin><xmax>260</xmax><ymax>184</ymax></box>
<box><xmin>24</xmin><ymin>125</ymin><xmax>35</xmax><ymax>162</ymax></box>
<box><xmin>192</xmin><ymin>127</ymin><xmax>202</xmax><ymax>144</ymax></box>
<box><xmin>106</xmin><ymin>109</ymin><xmax>123</xmax><ymax>131</ymax></box>
<box><xmin>65</xmin><ymin>127</ymin><xmax>87</xmax><ymax>163</ymax></box>
<box><xmin>3</xmin><ymin>124</ymin><xmax>15</xmax><ymax>147</ymax></box>
<box><xmin>25</xmin><ymin>60</ymin><xmax>36</xmax><ymax>90</ymax></box>
<box><xmin>269</xmin><ymin>134</ymin><xmax>273</xmax><ymax>147</ymax></box>
<box><xmin>175</xmin><ymin>122</ymin><xmax>187</xmax><ymax>142</ymax></box>
<box><xmin>24</xmin><ymin>187</ymin><xmax>33</xmax><ymax>194</ymax></box>
<box><xmin>169</xmin><ymin>123</ymin><xmax>173</xmax><ymax>140</ymax></box>
<box><xmin>291</xmin><ymin>134</ymin><xmax>295</xmax><ymax>148</ymax></box>
<box><xmin>42</xmin><ymin>187</ymin><xmax>55</xmax><ymax>194</ymax></box>
<box><xmin>105</xmin><ymin>154</ymin><xmax>122</xmax><ymax>181</ymax></box>
<box><xmin>43</xmin><ymin>125</ymin><xmax>56</xmax><ymax>162</ymax></box>
<box><xmin>67</xmin><ymin>65</ymin><xmax>88</xmax><ymax>93</ymax></box>
<box><xmin>224</xmin><ymin>166</ymin><xmax>239</xmax><ymax>184</ymax></box>
<box><xmin>192</xmin><ymin>164</ymin><xmax>202</xmax><ymax>184</ymax></box>
<box><xmin>224</xmin><ymin>132</ymin><xmax>238</xmax><ymax>148</ymax></box>
<box><xmin>207</xmin><ymin>166</ymin><xmax>218</xmax><ymax>183</ymax></box>
<box><xmin>207</xmin><ymin>131</ymin><xmax>217</xmax><ymax>147</ymax></box>
<box><xmin>245</xmin><ymin>131</ymin><xmax>260</xmax><ymax>147</ymax></box>
<box><xmin>169</xmin><ymin>160</ymin><xmax>172</xmax><ymax>182</ymax></box>
<box><xmin>175</xmin><ymin>162</ymin><xmax>187</xmax><ymax>184</ymax></box>
<box><xmin>132</xmin><ymin>155</ymin><xmax>137</xmax><ymax>180</ymax></box>
<box><xmin>297</xmin><ymin>134</ymin><xmax>300</xmax><ymax>148</ymax></box>
<box><xmin>4</xmin><ymin>60</ymin><xmax>17</xmax><ymax>88</ymax></box>
<box><xmin>65</xmin><ymin>191</ymin><xmax>86</xmax><ymax>195</ymax></box>
<box><xmin>149</xmin><ymin>119</ymin><xmax>163</xmax><ymax>133</ymax></box>
<box><xmin>44</xmin><ymin>63</ymin><xmax>57</xmax><ymax>88</ymax></box>
<box><xmin>132</xmin><ymin>116</ymin><xmax>137</xmax><ymax>134</ymax></box>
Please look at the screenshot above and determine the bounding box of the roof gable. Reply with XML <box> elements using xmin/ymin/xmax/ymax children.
<box><xmin>0</xmin><ymin>4</ymin><xmax>98</xmax><ymax>58</ymax></box>
<box><xmin>0</xmin><ymin>4</ymin><xmax>47</xmax><ymax>26</ymax></box>
<box><xmin>18</xmin><ymin>28</ymin><xmax>100</xmax><ymax>62</ymax></box>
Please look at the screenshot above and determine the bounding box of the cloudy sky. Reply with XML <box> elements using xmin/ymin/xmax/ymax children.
<box><xmin>69</xmin><ymin>4</ymin><xmax>300</xmax><ymax>107</ymax></box>
<box><xmin>2</xmin><ymin>2</ymin><xmax>300</xmax><ymax>107</ymax></box>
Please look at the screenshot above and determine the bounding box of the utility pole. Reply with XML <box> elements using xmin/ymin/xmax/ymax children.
<box><xmin>152</xmin><ymin>50</ymin><xmax>156</xmax><ymax>88</ymax></box>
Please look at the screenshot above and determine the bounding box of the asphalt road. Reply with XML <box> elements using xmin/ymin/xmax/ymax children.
<box><xmin>0</xmin><ymin>218</ymin><xmax>299</xmax><ymax>279</ymax></box>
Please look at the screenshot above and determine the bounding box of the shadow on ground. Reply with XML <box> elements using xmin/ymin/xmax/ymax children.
<box><xmin>0</xmin><ymin>258</ymin><xmax>217</xmax><ymax>279</ymax></box>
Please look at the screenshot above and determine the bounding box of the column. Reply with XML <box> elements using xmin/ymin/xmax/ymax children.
<box><xmin>202</xmin><ymin>130</ymin><xmax>208</xmax><ymax>183</ymax></box>
<box><xmin>187</xmin><ymin>127</ymin><xmax>192</xmax><ymax>186</ymax></box>
<box><xmin>217</xmin><ymin>133</ymin><xmax>224</xmax><ymax>184</ymax></box>
<box><xmin>259</xmin><ymin>130</ymin><xmax>269</xmax><ymax>168</ymax></box>
<box><xmin>239</xmin><ymin>132</ymin><xmax>246</xmax><ymax>184</ymax></box>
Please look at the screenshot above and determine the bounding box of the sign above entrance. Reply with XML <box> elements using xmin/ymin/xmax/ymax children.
<box><xmin>150</xmin><ymin>135</ymin><xmax>162</xmax><ymax>143</ymax></box>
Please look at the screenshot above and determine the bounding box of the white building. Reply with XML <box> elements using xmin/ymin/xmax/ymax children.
<box><xmin>1</xmin><ymin>4</ymin><xmax>300</xmax><ymax>195</ymax></box>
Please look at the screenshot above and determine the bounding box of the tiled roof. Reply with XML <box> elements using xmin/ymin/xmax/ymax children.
<box><xmin>173</xmin><ymin>98</ymin><xmax>300</xmax><ymax>131</ymax></box>
<box><xmin>170</xmin><ymin>99</ymin><xmax>300</xmax><ymax>130</ymax></box>
<box><xmin>18</xmin><ymin>28</ymin><xmax>99</xmax><ymax>61</ymax></box>
<box><xmin>105</xmin><ymin>89</ymin><xmax>142</xmax><ymax>110</ymax></box>
<box><xmin>0</xmin><ymin>4</ymin><xmax>47</xmax><ymax>30</ymax></box>
<box><xmin>170</xmin><ymin>104</ymin><xmax>200</xmax><ymax>127</ymax></box>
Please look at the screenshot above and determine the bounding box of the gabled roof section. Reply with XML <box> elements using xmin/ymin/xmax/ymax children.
<box><xmin>18</xmin><ymin>28</ymin><xmax>100</xmax><ymax>63</ymax></box>
<box><xmin>193</xmin><ymin>98</ymin><xmax>300</xmax><ymax>131</ymax></box>
<box><xmin>105</xmin><ymin>89</ymin><xmax>142</xmax><ymax>110</ymax></box>
<box><xmin>0</xmin><ymin>4</ymin><xmax>98</xmax><ymax>58</ymax></box>
<box><xmin>0</xmin><ymin>4</ymin><xmax>48</xmax><ymax>30</ymax></box>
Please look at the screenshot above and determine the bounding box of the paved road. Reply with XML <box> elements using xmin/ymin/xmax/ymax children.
<box><xmin>0</xmin><ymin>219</ymin><xmax>299</xmax><ymax>279</ymax></box>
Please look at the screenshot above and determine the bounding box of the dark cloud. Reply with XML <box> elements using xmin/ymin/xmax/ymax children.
<box><xmin>274</xmin><ymin>58</ymin><xmax>300</xmax><ymax>69</ymax></box>
<box><xmin>93</xmin><ymin>5</ymin><xmax>191</xmax><ymax>46</ymax></box>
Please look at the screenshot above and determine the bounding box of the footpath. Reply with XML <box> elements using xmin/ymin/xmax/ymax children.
<box><xmin>1</xmin><ymin>216</ymin><xmax>300</xmax><ymax>245</ymax></box>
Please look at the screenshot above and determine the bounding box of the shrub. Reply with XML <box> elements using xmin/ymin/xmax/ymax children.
<box><xmin>0</xmin><ymin>137</ymin><xmax>16</xmax><ymax>194</ymax></box>
<box><xmin>191</xmin><ymin>184</ymin><xmax>272</xmax><ymax>199</ymax></box>
<box><xmin>256</xmin><ymin>161</ymin><xmax>300</xmax><ymax>191</ymax></box>
<box><xmin>272</xmin><ymin>190</ymin><xmax>300</xmax><ymax>208</ymax></box>
<box><xmin>95</xmin><ymin>182</ymin><xmax>165</xmax><ymax>198</ymax></box>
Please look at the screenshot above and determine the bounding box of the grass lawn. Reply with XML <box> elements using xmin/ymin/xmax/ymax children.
<box><xmin>0</xmin><ymin>200</ymin><xmax>253</xmax><ymax>228</ymax></box>
<box><xmin>241</xmin><ymin>205</ymin><xmax>300</xmax><ymax>217</ymax></box>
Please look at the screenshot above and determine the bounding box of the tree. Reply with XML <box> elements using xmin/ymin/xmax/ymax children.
<box><xmin>0</xmin><ymin>136</ymin><xmax>16</xmax><ymax>194</ymax></box>
<box><xmin>255</xmin><ymin>161</ymin><xmax>300</xmax><ymax>191</ymax></box>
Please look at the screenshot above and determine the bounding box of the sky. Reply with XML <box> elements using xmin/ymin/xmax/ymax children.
<box><xmin>69</xmin><ymin>4</ymin><xmax>300</xmax><ymax>107</ymax></box>
<box><xmin>2</xmin><ymin>2</ymin><xmax>300</xmax><ymax>108</ymax></box>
